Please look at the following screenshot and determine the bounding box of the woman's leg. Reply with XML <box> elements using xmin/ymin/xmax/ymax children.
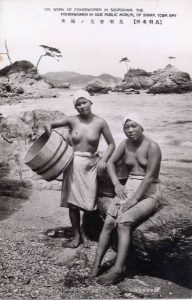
<box><xmin>81</xmin><ymin>211</ymin><xmax>95</xmax><ymax>248</ymax></box>
<box><xmin>90</xmin><ymin>215</ymin><xmax>116</xmax><ymax>277</ymax></box>
<box><xmin>97</xmin><ymin>222</ymin><xmax>132</xmax><ymax>284</ymax></box>
<box><xmin>63</xmin><ymin>207</ymin><xmax>81</xmax><ymax>248</ymax></box>
<box><xmin>96</xmin><ymin>197</ymin><xmax>158</xmax><ymax>284</ymax></box>
<box><xmin>113</xmin><ymin>223</ymin><xmax>132</xmax><ymax>272</ymax></box>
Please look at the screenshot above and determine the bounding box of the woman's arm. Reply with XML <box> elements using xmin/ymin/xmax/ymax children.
<box><xmin>122</xmin><ymin>141</ymin><xmax>161</xmax><ymax>212</ymax></box>
<box><xmin>107</xmin><ymin>140</ymin><xmax>128</xmax><ymax>199</ymax></box>
<box><xmin>101</xmin><ymin>120</ymin><xmax>116</xmax><ymax>162</ymax></box>
<box><xmin>97</xmin><ymin>120</ymin><xmax>115</xmax><ymax>174</ymax></box>
<box><xmin>44</xmin><ymin>116</ymin><xmax>72</xmax><ymax>136</ymax></box>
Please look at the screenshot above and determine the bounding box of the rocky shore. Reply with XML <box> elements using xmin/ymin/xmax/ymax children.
<box><xmin>0</xmin><ymin>61</ymin><xmax>192</xmax><ymax>298</ymax></box>
<box><xmin>0</xmin><ymin>93</ymin><xmax>192</xmax><ymax>298</ymax></box>
<box><xmin>1</xmin><ymin>187</ymin><xmax>192</xmax><ymax>299</ymax></box>
<box><xmin>1</xmin><ymin>61</ymin><xmax>192</xmax><ymax>103</ymax></box>
<box><xmin>0</xmin><ymin>61</ymin><xmax>58</xmax><ymax>105</ymax></box>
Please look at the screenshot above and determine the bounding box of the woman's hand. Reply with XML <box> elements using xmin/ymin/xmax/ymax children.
<box><xmin>97</xmin><ymin>158</ymin><xmax>107</xmax><ymax>176</ymax></box>
<box><xmin>44</xmin><ymin>124</ymin><xmax>52</xmax><ymax>136</ymax></box>
<box><xmin>114</xmin><ymin>182</ymin><xmax>128</xmax><ymax>200</ymax></box>
<box><xmin>121</xmin><ymin>197</ymin><xmax>137</xmax><ymax>212</ymax></box>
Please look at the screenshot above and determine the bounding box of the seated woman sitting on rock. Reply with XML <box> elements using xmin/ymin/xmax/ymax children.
<box><xmin>90</xmin><ymin>113</ymin><xmax>162</xmax><ymax>285</ymax></box>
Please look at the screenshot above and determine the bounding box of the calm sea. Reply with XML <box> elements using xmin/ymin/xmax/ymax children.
<box><xmin>1</xmin><ymin>89</ymin><xmax>192</xmax><ymax>162</ymax></box>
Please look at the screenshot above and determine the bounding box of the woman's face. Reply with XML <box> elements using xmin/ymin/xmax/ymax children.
<box><xmin>75</xmin><ymin>98</ymin><xmax>92</xmax><ymax>115</ymax></box>
<box><xmin>123</xmin><ymin>120</ymin><xmax>143</xmax><ymax>141</ymax></box>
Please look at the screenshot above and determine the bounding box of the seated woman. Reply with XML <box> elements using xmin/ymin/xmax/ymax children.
<box><xmin>90</xmin><ymin>113</ymin><xmax>162</xmax><ymax>285</ymax></box>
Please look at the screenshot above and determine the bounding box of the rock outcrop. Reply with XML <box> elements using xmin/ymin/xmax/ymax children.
<box><xmin>0</xmin><ymin>60</ymin><xmax>56</xmax><ymax>102</ymax></box>
<box><xmin>122</xmin><ymin>68</ymin><xmax>154</xmax><ymax>90</ymax></box>
<box><xmin>147</xmin><ymin>65</ymin><xmax>192</xmax><ymax>94</ymax></box>
<box><xmin>54</xmin><ymin>83</ymin><xmax>70</xmax><ymax>89</ymax></box>
<box><xmin>0</xmin><ymin>110</ymin><xmax>69</xmax><ymax>190</ymax></box>
<box><xmin>0</xmin><ymin>110</ymin><xmax>68</xmax><ymax>143</ymax></box>
<box><xmin>84</xmin><ymin>171</ymin><xmax>192</xmax><ymax>279</ymax></box>
<box><xmin>118</xmin><ymin>65</ymin><xmax>192</xmax><ymax>94</ymax></box>
<box><xmin>85</xmin><ymin>79</ymin><xmax>112</xmax><ymax>94</ymax></box>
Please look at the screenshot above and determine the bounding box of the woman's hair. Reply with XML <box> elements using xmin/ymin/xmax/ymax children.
<box><xmin>122</xmin><ymin>113</ymin><xmax>144</xmax><ymax>129</ymax></box>
<box><xmin>73</xmin><ymin>90</ymin><xmax>93</xmax><ymax>107</ymax></box>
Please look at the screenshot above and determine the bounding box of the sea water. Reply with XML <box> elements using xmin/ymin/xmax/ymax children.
<box><xmin>1</xmin><ymin>90</ymin><xmax>192</xmax><ymax>162</ymax></box>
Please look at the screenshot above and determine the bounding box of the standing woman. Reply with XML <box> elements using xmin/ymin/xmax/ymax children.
<box><xmin>44</xmin><ymin>90</ymin><xmax>115</xmax><ymax>248</ymax></box>
<box><xmin>90</xmin><ymin>113</ymin><xmax>162</xmax><ymax>284</ymax></box>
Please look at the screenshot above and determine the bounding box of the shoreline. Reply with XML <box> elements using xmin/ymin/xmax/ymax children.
<box><xmin>0</xmin><ymin>90</ymin><xmax>192</xmax><ymax>298</ymax></box>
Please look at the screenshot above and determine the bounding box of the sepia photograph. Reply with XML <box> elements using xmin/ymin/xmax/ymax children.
<box><xmin>0</xmin><ymin>0</ymin><xmax>192</xmax><ymax>298</ymax></box>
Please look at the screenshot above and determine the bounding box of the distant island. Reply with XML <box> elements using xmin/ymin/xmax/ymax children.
<box><xmin>42</xmin><ymin>71</ymin><xmax>122</xmax><ymax>87</ymax></box>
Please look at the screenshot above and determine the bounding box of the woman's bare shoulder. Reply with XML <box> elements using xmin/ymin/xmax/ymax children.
<box><xmin>118</xmin><ymin>139</ymin><xmax>128</xmax><ymax>148</ymax></box>
<box><xmin>58</xmin><ymin>115</ymin><xmax>79</xmax><ymax>126</ymax></box>
<box><xmin>66</xmin><ymin>115</ymin><xmax>79</xmax><ymax>122</ymax></box>
<box><xmin>94</xmin><ymin>115</ymin><xmax>108</xmax><ymax>126</ymax></box>
<box><xmin>145</xmin><ymin>136</ymin><xmax>161</xmax><ymax>153</ymax></box>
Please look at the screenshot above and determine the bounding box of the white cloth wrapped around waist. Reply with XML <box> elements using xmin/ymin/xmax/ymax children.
<box><xmin>61</xmin><ymin>151</ymin><xmax>100</xmax><ymax>211</ymax></box>
<box><xmin>107</xmin><ymin>174</ymin><xmax>161</xmax><ymax>224</ymax></box>
<box><xmin>116</xmin><ymin>174</ymin><xmax>160</xmax><ymax>205</ymax></box>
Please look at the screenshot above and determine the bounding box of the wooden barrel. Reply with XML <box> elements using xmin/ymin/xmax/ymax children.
<box><xmin>24</xmin><ymin>130</ymin><xmax>74</xmax><ymax>181</ymax></box>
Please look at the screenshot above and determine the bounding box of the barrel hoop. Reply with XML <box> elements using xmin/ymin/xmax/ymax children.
<box><xmin>32</xmin><ymin>135</ymin><xmax>64</xmax><ymax>172</ymax></box>
<box><xmin>45</xmin><ymin>151</ymin><xmax>74</xmax><ymax>181</ymax></box>
<box><xmin>37</xmin><ymin>142</ymin><xmax>70</xmax><ymax>176</ymax></box>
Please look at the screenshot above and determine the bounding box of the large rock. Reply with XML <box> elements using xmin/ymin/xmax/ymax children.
<box><xmin>0</xmin><ymin>60</ymin><xmax>35</xmax><ymax>77</ymax></box>
<box><xmin>56</xmin><ymin>83</ymin><xmax>70</xmax><ymax>89</ymax></box>
<box><xmin>85</xmin><ymin>79</ymin><xmax>112</xmax><ymax>94</ymax></box>
<box><xmin>0</xmin><ymin>110</ymin><xmax>69</xmax><ymax>189</ymax></box>
<box><xmin>84</xmin><ymin>171</ymin><xmax>192</xmax><ymax>281</ymax></box>
<box><xmin>147</xmin><ymin>65</ymin><xmax>192</xmax><ymax>94</ymax></box>
<box><xmin>0</xmin><ymin>109</ymin><xmax>68</xmax><ymax>143</ymax></box>
<box><xmin>117</xmin><ymin>65</ymin><xmax>192</xmax><ymax>94</ymax></box>
<box><xmin>122</xmin><ymin>68</ymin><xmax>154</xmax><ymax>90</ymax></box>
<box><xmin>0</xmin><ymin>60</ymin><xmax>54</xmax><ymax>101</ymax></box>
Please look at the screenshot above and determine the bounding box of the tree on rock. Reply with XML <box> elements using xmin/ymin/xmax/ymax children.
<box><xmin>119</xmin><ymin>57</ymin><xmax>130</xmax><ymax>73</ymax></box>
<box><xmin>167</xmin><ymin>56</ymin><xmax>176</xmax><ymax>65</ymax></box>
<box><xmin>35</xmin><ymin>45</ymin><xmax>62</xmax><ymax>70</ymax></box>
<box><xmin>168</xmin><ymin>56</ymin><xmax>176</xmax><ymax>60</ymax></box>
<box><xmin>0</xmin><ymin>40</ymin><xmax>12</xmax><ymax>65</ymax></box>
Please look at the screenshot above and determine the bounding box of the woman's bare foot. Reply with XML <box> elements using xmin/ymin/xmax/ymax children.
<box><xmin>97</xmin><ymin>267</ymin><xmax>123</xmax><ymax>285</ymax></box>
<box><xmin>81</xmin><ymin>231</ymin><xmax>94</xmax><ymax>248</ymax></box>
<box><xmin>62</xmin><ymin>235</ymin><xmax>81</xmax><ymax>248</ymax></box>
<box><xmin>89</xmin><ymin>262</ymin><xmax>101</xmax><ymax>278</ymax></box>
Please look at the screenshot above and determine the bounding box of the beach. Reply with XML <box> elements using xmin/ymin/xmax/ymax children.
<box><xmin>0</xmin><ymin>90</ymin><xmax>192</xmax><ymax>299</ymax></box>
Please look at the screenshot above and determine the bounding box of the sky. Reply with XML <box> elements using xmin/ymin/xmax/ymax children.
<box><xmin>0</xmin><ymin>0</ymin><xmax>192</xmax><ymax>77</ymax></box>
